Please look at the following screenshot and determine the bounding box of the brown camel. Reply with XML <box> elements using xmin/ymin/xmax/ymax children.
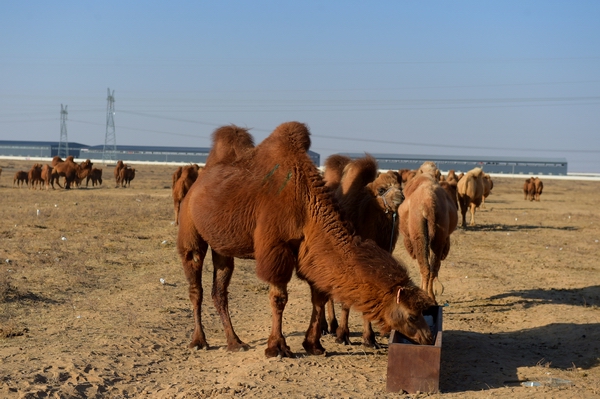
<box><xmin>119</xmin><ymin>166</ymin><xmax>135</xmax><ymax>187</ymax></box>
<box><xmin>321</xmin><ymin>154</ymin><xmax>404</xmax><ymax>347</ymax></box>
<box><xmin>480</xmin><ymin>173</ymin><xmax>494</xmax><ymax>208</ymax></box>
<box><xmin>456</xmin><ymin>167</ymin><xmax>485</xmax><ymax>227</ymax></box>
<box><xmin>114</xmin><ymin>160</ymin><xmax>125</xmax><ymax>187</ymax></box>
<box><xmin>524</xmin><ymin>178</ymin><xmax>536</xmax><ymax>201</ymax></box>
<box><xmin>86</xmin><ymin>168</ymin><xmax>103</xmax><ymax>187</ymax></box>
<box><xmin>533</xmin><ymin>177</ymin><xmax>544</xmax><ymax>201</ymax></box>
<box><xmin>400</xmin><ymin>173</ymin><xmax>458</xmax><ymax>303</ymax></box>
<box><xmin>52</xmin><ymin>157</ymin><xmax>92</xmax><ymax>189</ymax></box>
<box><xmin>28</xmin><ymin>163</ymin><xmax>43</xmax><ymax>190</ymax></box>
<box><xmin>172</xmin><ymin>164</ymin><xmax>201</xmax><ymax>225</ymax></box>
<box><xmin>40</xmin><ymin>164</ymin><xmax>57</xmax><ymax>190</ymax></box>
<box><xmin>398</xmin><ymin>169</ymin><xmax>416</xmax><ymax>185</ymax></box>
<box><xmin>172</xmin><ymin>166</ymin><xmax>183</xmax><ymax>190</ymax></box>
<box><xmin>177</xmin><ymin>122</ymin><xmax>434</xmax><ymax>358</ymax></box>
<box><xmin>13</xmin><ymin>171</ymin><xmax>28</xmax><ymax>188</ymax></box>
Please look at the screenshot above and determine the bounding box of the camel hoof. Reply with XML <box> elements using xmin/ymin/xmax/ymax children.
<box><xmin>362</xmin><ymin>339</ymin><xmax>380</xmax><ymax>349</ymax></box>
<box><xmin>189</xmin><ymin>341</ymin><xmax>208</xmax><ymax>351</ymax></box>
<box><xmin>265</xmin><ymin>345</ymin><xmax>294</xmax><ymax>358</ymax></box>
<box><xmin>302</xmin><ymin>340</ymin><xmax>326</xmax><ymax>356</ymax></box>
<box><xmin>227</xmin><ymin>342</ymin><xmax>250</xmax><ymax>352</ymax></box>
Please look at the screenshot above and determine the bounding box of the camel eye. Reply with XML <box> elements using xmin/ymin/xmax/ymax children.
<box><xmin>408</xmin><ymin>315</ymin><xmax>417</xmax><ymax>323</ymax></box>
<box><xmin>378</xmin><ymin>187</ymin><xmax>386</xmax><ymax>195</ymax></box>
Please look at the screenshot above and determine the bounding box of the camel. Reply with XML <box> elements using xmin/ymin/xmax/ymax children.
<box><xmin>533</xmin><ymin>177</ymin><xmax>543</xmax><ymax>201</ymax></box>
<box><xmin>456</xmin><ymin>167</ymin><xmax>485</xmax><ymax>227</ymax></box>
<box><xmin>13</xmin><ymin>171</ymin><xmax>28</xmax><ymax>188</ymax></box>
<box><xmin>172</xmin><ymin>164</ymin><xmax>201</xmax><ymax>225</ymax></box>
<box><xmin>119</xmin><ymin>166</ymin><xmax>135</xmax><ymax>187</ymax></box>
<box><xmin>321</xmin><ymin>154</ymin><xmax>404</xmax><ymax>347</ymax></box>
<box><xmin>114</xmin><ymin>160</ymin><xmax>125</xmax><ymax>187</ymax></box>
<box><xmin>177</xmin><ymin>122</ymin><xmax>435</xmax><ymax>358</ymax></box>
<box><xmin>480</xmin><ymin>173</ymin><xmax>493</xmax><ymax>208</ymax></box>
<box><xmin>523</xmin><ymin>178</ymin><xmax>536</xmax><ymax>201</ymax></box>
<box><xmin>446</xmin><ymin>170</ymin><xmax>461</xmax><ymax>186</ymax></box>
<box><xmin>28</xmin><ymin>163</ymin><xmax>43</xmax><ymax>190</ymax></box>
<box><xmin>172</xmin><ymin>166</ymin><xmax>183</xmax><ymax>190</ymax></box>
<box><xmin>51</xmin><ymin>157</ymin><xmax>93</xmax><ymax>189</ymax></box>
<box><xmin>86</xmin><ymin>168</ymin><xmax>103</xmax><ymax>187</ymax></box>
<box><xmin>400</xmin><ymin>172</ymin><xmax>458</xmax><ymax>303</ymax></box>
<box><xmin>416</xmin><ymin>161</ymin><xmax>441</xmax><ymax>181</ymax></box>
<box><xmin>40</xmin><ymin>164</ymin><xmax>57</xmax><ymax>190</ymax></box>
<box><xmin>398</xmin><ymin>169</ymin><xmax>416</xmax><ymax>186</ymax></box>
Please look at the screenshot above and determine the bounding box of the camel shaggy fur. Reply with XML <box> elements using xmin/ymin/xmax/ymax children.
<box><xmin>177</xmin><ymin>122</ymin><xmax>434</xmax><ymax>358</ymax></box>
<box><xmin>400</xmin><ymin>173</ymin><xmax>458</xmax><ymax>303</ymax></box>
<box><xmin>321</xmin><ymin>154</ymin><xmax>404</xmax><ymax>347</ymax></box>
<box><xmin>457</xmin><ymin>167</ymin><xmax>485</xmax><ymax>227</ymax></box>
<box><xmin>480</xmin><ymin>173</ymin><xmax>493</xmax><ymax>208</ymax></box>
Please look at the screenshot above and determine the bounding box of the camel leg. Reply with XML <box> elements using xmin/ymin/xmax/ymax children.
<box><xmin>320</xmin><ymin>297</ymin><xmax>338</xmax><ymax>335</ymax></box>
<box><xmin>469</xmin><ymin>203</ymin><xmax>477</xmax><ymax>226</ymax></box>
<box><xmin>211</xmin><ymin>251</ymin><xmax>249</xmax><ymax>352</ymax></box>
<box><xmin>265</xmin><ymin>282</ymin><xmax>294</xmax><ymax>358</ymax></box>
<box><xmin>362</xmin><ymin>318</ymin><xmax>380</xmax><ymax>348</ymax></box>
<box><xmin>427</xmin><ymin>252</ymin><xmax>441</xmax><ymax>305</ymax></box>
<box><xmin>302</xmin><ymin>284</ymin><xmax>327</xmax><ymax>356</ymax></box>
<box><xmin>335</xmin><ymin>303</ymin><xmax>351</xmax><ymax>345</ymax></box>
<box><xmin>181</xmin><ymin>241</ymin><xmax>209</xmax><ymax>350</ymax></box>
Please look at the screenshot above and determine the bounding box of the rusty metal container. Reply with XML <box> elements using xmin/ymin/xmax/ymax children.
<box><xmin>386</xmin><ymin>306</ymin><xmax>443</xmax><ymax>393</ymax></box>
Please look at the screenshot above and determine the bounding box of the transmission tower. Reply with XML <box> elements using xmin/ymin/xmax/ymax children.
<box><xmin>103</xmin><ymin>88</ymin><xmax>117</xmax><ymax>164</ymax></box>
<box><xmin>58</xmin><ymin>104</ymin><xmax>69</xmax><ymax>158</ymax></box>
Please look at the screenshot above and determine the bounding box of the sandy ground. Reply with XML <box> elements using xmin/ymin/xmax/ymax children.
<box><xmin>1</xmin><ymin>159</ymin><xmax>599</xmax><ymax>399</ymax></box>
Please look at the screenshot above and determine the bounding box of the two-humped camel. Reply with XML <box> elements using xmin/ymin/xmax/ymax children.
<box><xmin>322</xmin><ymin>154</ymin><xmax>404</xmax><ymax>347</ymax></box>
<box><xmin>457</xmin><ymin>167</ymin><xmax>485</xmax><ymax>227</ymax></box>
<box><xmin>177</xmin><ymin>122</ymin><xmax>435</xmax><ymax>357</ymax></box>
<box><xmin>400</xmin><ymin>162</ymin><xmax>458</xmax><ymax>303</ymax></box>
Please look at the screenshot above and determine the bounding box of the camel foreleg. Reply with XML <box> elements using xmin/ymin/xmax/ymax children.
<box><xmin>302</xmin><ymin>284</ymin><xmax>327</xmax><ymax>356</ymax></box>
<box><xmin>335</xmin><ymin>303</ymin><xmax>352</xmax><ymax>345</ymax></box>
<box><xmin>211</xmin><ymin>251</ymin><xmax>249</xmax><ymax>352</ymax></box>
<box><xmin>265</xmin><ymin>282</ymin><xmax>293</xmax><ymax>358</ymax></box>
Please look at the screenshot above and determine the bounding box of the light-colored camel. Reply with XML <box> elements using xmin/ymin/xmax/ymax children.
<box><xmin>456</xmin><ymin>167</ymin><xmax>485</xmax><ymax>227</ymax></box>
<box><xmin>400</xmin><ymin>173</ymin><xmax>458</xmax><ymax>303</ymax></box>
<box><xmin>177</xmin><ymin>122</ymin><xmax>434</xmax><ymax>358</ymax></box>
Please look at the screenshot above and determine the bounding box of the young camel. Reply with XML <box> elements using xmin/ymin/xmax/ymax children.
<box><xmin>177</xmin><ymin>122</ymin><xmax>435</xmax><ymax>358</ymax></box>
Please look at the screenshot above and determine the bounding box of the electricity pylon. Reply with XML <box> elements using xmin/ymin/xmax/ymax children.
<box><xmin>103</xmin><ymin>88</ymin><xmax>117</xmax><ymax>164</ymax></box>
<box><xmin>58</xmin><ymin>104</ymin><xmax>69</xmax><ymax>158</ymax></box>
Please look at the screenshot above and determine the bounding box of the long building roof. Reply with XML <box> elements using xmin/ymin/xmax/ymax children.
<box><xmin>341</xmin><ymin>152</ymin><xmax>567</xmax><ymax>164</ymax></box>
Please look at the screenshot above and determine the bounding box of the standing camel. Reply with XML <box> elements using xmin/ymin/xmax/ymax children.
<box><xmin>177</xmin><ymin>122</ymin><xmax>435</xmax><ymax>358</ymax></box>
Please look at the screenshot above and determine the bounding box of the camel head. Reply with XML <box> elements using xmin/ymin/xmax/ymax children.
<box><xmin>367</xmin><ymin>170</ymin><xmax>404</xmax><ymax>214</ymax></box>
<box><xmin>384</xmin><ymin>285</ymin><xmax>436</xmax><ymax>345</ymax></box>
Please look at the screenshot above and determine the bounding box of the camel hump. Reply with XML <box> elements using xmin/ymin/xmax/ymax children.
<box><xmin>340</xmin><ymin>155</ymin><xmax>378</xmax><ymax>195</ymax></box>
<box><xmin>470</xmin><ymin>167</ymin><xmax>484</xmax><ymax>178</ymax></box>
<box><xmin>207</xmin><ymin>125</ymin><xmax>255</xmax><ymax>165</ymax></box>
<box><xmin>269</xmin><ymin>121</ymin><xmax>311</xmax><ymax>154</ymax></box>
<box><xmin>324</xmin><ymin>154</ymin><xmax>352</xmax><ymax>186</ymax></box>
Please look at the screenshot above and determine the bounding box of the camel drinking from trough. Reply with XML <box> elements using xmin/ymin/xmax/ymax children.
<box><xmin>177</xmin><ymin>122</ymin><xmax>435</xmax><ymax>358</ymax></box>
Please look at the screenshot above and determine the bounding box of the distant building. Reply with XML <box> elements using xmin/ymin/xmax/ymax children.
<box><xmin>340</xmin><ymin>153</ymin><xmax>568</xmax><ymax>175</ymax></box>
<box><xmin>0</xmin><ymin>140</ymin><xmax>321</xmax><ymax>166</ymax></box>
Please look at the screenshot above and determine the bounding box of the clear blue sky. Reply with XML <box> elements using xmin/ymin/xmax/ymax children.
<box><xmin>1</xmin><ymin>1</ymin><xmax>599</xmax><ymax>172</ymax></box>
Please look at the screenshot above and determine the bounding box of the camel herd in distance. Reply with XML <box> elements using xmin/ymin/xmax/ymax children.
<box><xmin>168</xmin><ymin>121</ymin><xmax>548</xmax><ymax>358</ymax></box>
<box><xmin>9</xmin><ymin>156</ymin><xmax>135</xmax><ymax>190</ymax></box>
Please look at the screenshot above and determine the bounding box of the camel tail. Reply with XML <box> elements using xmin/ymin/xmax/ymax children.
<box><xmin>420</xmin><ymin>216</ymin><xmax>431</xmax><ymax>274</ymax></box>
